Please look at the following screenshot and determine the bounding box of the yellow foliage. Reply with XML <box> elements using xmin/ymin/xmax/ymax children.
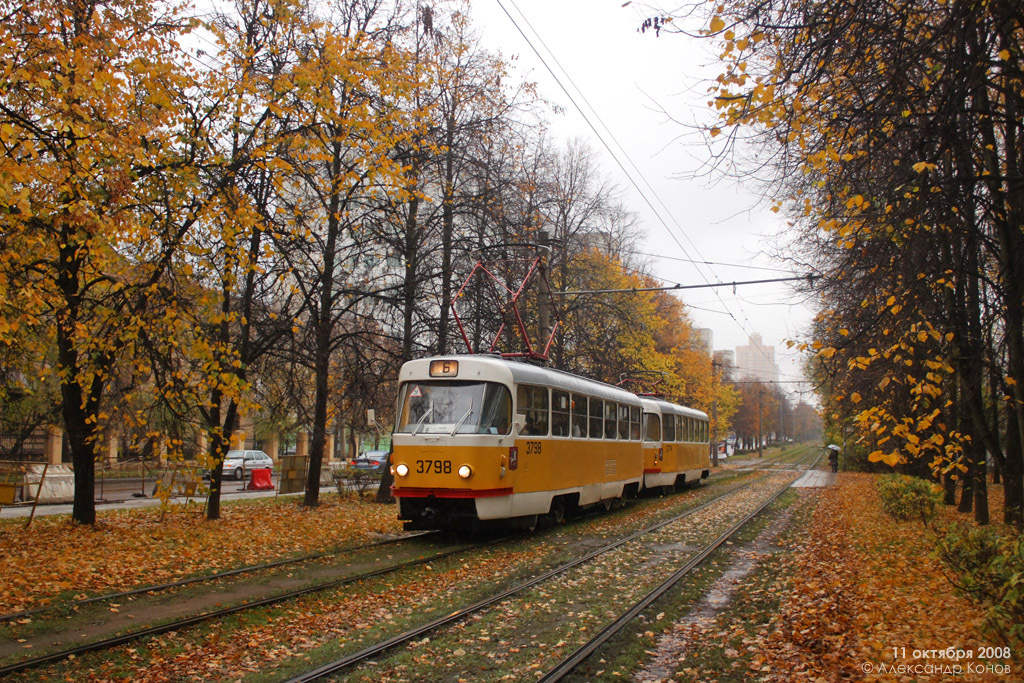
<box><xmin>868</xmin><ymin>450</ymin><xmax>903</xmax><ymax>467</ymax></box>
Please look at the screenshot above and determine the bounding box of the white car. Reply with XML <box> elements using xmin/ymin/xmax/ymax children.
<box><xmin>221</xmin><ymin>450</ymin><xmax>273</xmax><ymax>480</ymax></box>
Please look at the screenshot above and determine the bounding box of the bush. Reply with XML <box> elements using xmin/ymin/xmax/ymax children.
<box><xmin>876</xmin><ymin>474</ymin><xmax>942</xmax><ymax>521</ymax></box>
<box><xmin>332</xmin><ymin>466</ymin><xmax>382</xmax><ymax>499</ymax></box>
<box><xmin>934</xmin><ymin>523</ymin><xmax>1024</xmax><ymax>648</ymax></box>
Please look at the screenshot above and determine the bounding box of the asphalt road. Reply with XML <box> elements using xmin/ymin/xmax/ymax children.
<box><xmin>0</xmin><ymin>475</ymin><xmax>292</xmax><ymax>519</ymax></box>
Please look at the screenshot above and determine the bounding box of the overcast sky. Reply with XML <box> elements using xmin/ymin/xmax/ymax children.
<box><xmin>466</xmin><ymin>0</ymin><xmax>816</xmax><ymax>395</ymax></box>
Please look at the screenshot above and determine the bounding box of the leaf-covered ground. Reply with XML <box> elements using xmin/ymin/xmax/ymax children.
<box><xmin>4</xmin><ymin>470</ymin><xmax>1018</xmax><ymax>682</ymax></box>
<box><xmin>659</xmin><ymin>473</ymin><xmax>1019</xmax><ymax>681</ymax></box>
<box><xmin>0</xmin><ymin>494</ymin><xmax>403</xmax><ymax>615</ymax></box>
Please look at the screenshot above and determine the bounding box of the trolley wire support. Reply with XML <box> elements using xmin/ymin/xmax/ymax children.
<box><xmin>450</xmin><ymin>238</ymin><xmax>563</xmax><ymax>363</ymax></box>
<box><xmin>552</xmin><ymin>274</ymin><xmax>820</xmax><ymax>297</ymax></box>
<box><xmin>616</xmin><ymin>369</ymin><xmax>667</xmax><ymax>398</ymax></box>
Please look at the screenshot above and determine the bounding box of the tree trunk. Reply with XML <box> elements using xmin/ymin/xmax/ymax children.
<box><xmin>304</xmin><ymin>147</ymin><xmax>342</xmax><ymax>508</ymax></box>
<box><xmin>437</xmin><ymin>115</ymin><xmax>456</xmax><ymax>356</ymax></box>
<box><xmin>205</xmin><ymin>423</ymin><xmax>228</xmax><ymax>521</ymax></box>
<box><xmin>944</xmin><ymin>471</ymin><xmax>957</xmax><ymax>506</ymax></box>
<box><xmin>376</xmin><ymin>448</ymin><xmax>395</xmax><ymax>504</ymax></box>
<box><xmin>1004</xmin><ymin>404</ymin><xmax>1023</xmax><ymax>526</ymax></box>
<box><xmin>972</xmin><ymin>28</ymin><xmax>1024</xmax><ymax>526</ymax></box>
<box><xmin>989</xmin><ymin>365</ymin><xmax>1002</xmax><ymax>485</ymax></box>
<box><xmin>63</xmin><ymin>377</ymin><xmax>100</xmax><ymax>525</ymax></box>
<box><xmin>304</xmin><ymin>242</ymin><xmax>336</xmax><ymax>509</ymax></box>
<box><xmin>58</xmin><ymin>312</ymin><xmax>104</xmax><ymax>525</ymax></box>
<box><xmin>973</xmin><ymin>450</ymin><xmax>989</xmax><ymax>525</ymax></box>
<box><xmin>401</xmin><ymin>190</ymin><xmax>421</xmax><ymax>363</ymax></box>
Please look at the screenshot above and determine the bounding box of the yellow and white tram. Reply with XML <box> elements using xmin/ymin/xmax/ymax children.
<box><xmin>641</xmin><ymin>398</ymin><xmax>711</xmax><ymax>492</ymax></box>
<box><xmin>390</xmin><ymin>355</ymin><xmax>710</xmax><ymax>530</ymax></box>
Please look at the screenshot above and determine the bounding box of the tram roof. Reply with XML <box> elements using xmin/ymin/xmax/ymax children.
<box><xmin>399</xmin><ymin>355</ymin><xmax>643</xmax><ymax>405</ymax></box>
<box><xmin>640</xmin><ymin>397</ymin><xmax>709</xmax><ymax>421</ymax></box>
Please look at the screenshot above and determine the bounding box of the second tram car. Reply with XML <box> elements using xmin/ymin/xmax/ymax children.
<box><xmin>641</xmin><ymin>398</ymin><xmax>711</xmax><ymax>492</ymax></box>
<box><xmin>390</xmin><ymin>355</ymin><xmax>710</xmax><ymax>530</ymax></box>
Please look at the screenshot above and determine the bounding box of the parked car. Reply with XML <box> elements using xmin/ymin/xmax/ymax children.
<box><xmin>221</xmin><ymin>449</ymin><xmax>273</xmax><ymax>480</ymax></box>
<box><xmin>351</xmin><ymin>450</ymin><xmax>389</xmax><ymax>471</ymax></box>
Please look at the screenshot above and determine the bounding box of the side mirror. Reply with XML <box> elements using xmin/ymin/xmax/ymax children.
<box><xmin>512</xmin><ymin>415</ymin><xmax>526</xmax><ymax>436</ymax></box>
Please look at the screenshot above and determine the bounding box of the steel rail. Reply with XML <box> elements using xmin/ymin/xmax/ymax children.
<box><xmin>0</xmin><ymin>531</ymin><xmax>436</xmax><ymax>624</ymax></box>
<box><xmin>0</xmin><ymin>535</ymin><xmax>487</xmax><ymax>678</ymax></box>
<box><xmin>540</xmin><ymin>448</ymin><xmax>824</xmax><ymax>682</ymax></box>
<box><xmin>3</xmin><ymin>447</ymin><xmax>818</xmax><ymax>679</ymax></box>
<box><xmin>284</xmin><ymin>479</ymin><xmax>761</xmax><ymax>683</ymax></box>
<box><xmin>538</xmin><ymin>478</ymin><xmax>798</xmax><ymax>681</ymax></box>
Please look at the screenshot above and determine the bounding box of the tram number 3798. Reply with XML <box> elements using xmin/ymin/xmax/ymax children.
<box><xmin>416</xmin><ymin>460</ymin><xmax>452</xmax><ymax>474</ymax></box>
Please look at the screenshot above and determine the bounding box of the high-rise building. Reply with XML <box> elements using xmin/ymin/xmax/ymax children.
<box><xmin>735</xmin><ymin>333</ymin><xmax>779</xmax><ymax>383</ymax></box>
<box><xmin>694</xmin><ymin>328</ymin><xmax>713</xmax><ymax>355</ymax></box>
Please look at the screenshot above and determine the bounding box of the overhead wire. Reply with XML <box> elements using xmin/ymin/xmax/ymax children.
<box><xmin>632</xmin><ymin>251</ymin><xmax>797</xmax><ymax>274</ymax></box>
<box><xmin>493</xmin><ymin>0</ymin><xmax>793</xmax><ymax>373</ymax></box>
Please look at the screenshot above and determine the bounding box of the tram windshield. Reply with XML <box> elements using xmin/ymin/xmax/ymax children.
<box><xmin>396</xmin><ymin>381</ymin><xmax>513</xmax><ymax>435</ymax></box>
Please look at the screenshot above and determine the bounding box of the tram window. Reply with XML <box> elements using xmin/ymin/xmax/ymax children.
<box><xmin>701</xmin><ymin>420</ymin><xmax>708</xmax><ymax>442</ymax></box>
<box><xmin>479</xmin><ymin>384</ymin><xmax>512</xmax><ymax>434</ymax></box>
<box><xmin>630</xmin><ymin>406</ymin><xmax>641</xmax><ymax>440</ymax></box>
<box><xmin>688</xmin><ymin>417</ymin><xmax>695</xmax><ymax>442</ymax></box>
<box><xmin>589</xmin><ymin>399</ymin><xmax>604</xmax><ymax>439</ymax></box>
<box><xmin>617</xmin><ymin>404</ymin><xmax>630</xmax><ymax>439</ymax></box>
<box><xmin>663</xmin><ymin>414</ymin><xmax>676</xmax><ymax>442</ymax></box>
<box><xmin>396</xmin><ymin>380</ymin><xmax>512</xmax><ymax>435</ymax></box>
<box><xmin>571</xmin><ymin>395</ymin><xmax>588</xmax><ymax>438</ymax></box>
<box><xmin>552</xmin><ymin>390</ymin><xmax>570</xmax><ymax>437</ymax></box>
<box><xmin>643</xmin><ymin>412</ymin><xmax>661</xmax><ymax>442</ymax></box>
<box><xmin>517</xmin><ymin>385</ymin><xmax>549</xmax><ymax>436</ymax></box>
<box><xmin>604</xmin><ymin>401</ymin><xmax>618</xmax><ymax>439</ymax></box>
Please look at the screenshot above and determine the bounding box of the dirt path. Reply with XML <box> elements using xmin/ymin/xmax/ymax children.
<box><xmin>632</xmin><ymin>500</ymin><xmax>801</xmax><ymax>682</ymax></box>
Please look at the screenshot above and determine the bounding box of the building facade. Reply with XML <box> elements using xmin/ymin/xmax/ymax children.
<box><xmin>734</xmin><ymin>333</ymin><xmax>779</xmax><ymax>383</ymax></box>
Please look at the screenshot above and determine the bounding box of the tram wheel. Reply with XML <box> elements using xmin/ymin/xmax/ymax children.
<box><xmin>548</xmin><ymin>499</ymin><xmax>566</xmax><ymax>524</ymax></box>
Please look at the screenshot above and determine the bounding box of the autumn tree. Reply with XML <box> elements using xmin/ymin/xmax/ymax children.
<box><xmin>0</xmin><ymin>0</ymin><xmax>206</xmax><ymax>524</ymax></box>
<box><xmin>275</xmin><ymin>0</ymin><xmax>418</xmax><ymax>508</ymax></box>
<box><xmin>181</xmin><ymin>0</ymin><xmax>307</xmax><ymax>520</ymax></box>
<box><xmin>651</xmin><ymin>0</ymin><xmax>1023</xmax><ymax>524</ymax></box>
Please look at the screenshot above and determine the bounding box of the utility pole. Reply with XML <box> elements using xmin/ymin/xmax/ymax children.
<box><xmin>757</xmin><ymin>387</ymin><xmax>763</xmax><ymax>458</ymax></box>
<box><xmin>711</xmin><ymin>360</ymin><xmax>721</xmax><ymax>467</ymax></box>
<box><xmin>711</xmin><ymin>398</ymin><xmax>719</xmax><ymax>467</ymax></box>
<box><xmin>778</xmin><ymin>384</ymin><xmax>785</xmax><ymax>444</ymax></box>
<box><xmin>537</xmin><ymin>231</ymin><xmax>551</xmax><ymax>357</ymax></box>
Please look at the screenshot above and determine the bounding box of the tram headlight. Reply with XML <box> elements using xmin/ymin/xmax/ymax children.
<box><xmin>458</xmin><ymin>465</ymin><xmax>472</xmax><ymax>479</ymax></box>
<box><xmin>395</xmin><ymin>463</ymin><xmax>409</xmax><ymax>477</ymax></box>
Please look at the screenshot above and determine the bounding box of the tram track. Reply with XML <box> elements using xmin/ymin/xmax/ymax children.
<box><xmin>284</xmin><ymin>467</ymin><xmax>806</xmax><ymax>682</ymax></box>
<box><xmin>0</xmin><ymin>532</ymin><xmax>480</xmax><ymax>678</ymax></box>
<box><xmin>1</xmin><ymin>449</ymin><xmax>817</xmax><ymax>680</ymax></box>
<box><xmin>537</xmin><ymin>475</ymin><xmax>801</xmax><ymax>681</ymax></box>
<box><xmin>0</xmin><ymin>531</ymin><xmax>436</xmax><ymax>625</ymax></box>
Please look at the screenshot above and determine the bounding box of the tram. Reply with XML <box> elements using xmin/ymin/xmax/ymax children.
<box><xmin>641</xmin><ymin>398</ymin><xmax>712</xmax><ymax>493</ymax></box>
<box><xmin>390</xmin><ymin>354</ymin><xmax>710</xmax><ymax>530</ymax></box>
